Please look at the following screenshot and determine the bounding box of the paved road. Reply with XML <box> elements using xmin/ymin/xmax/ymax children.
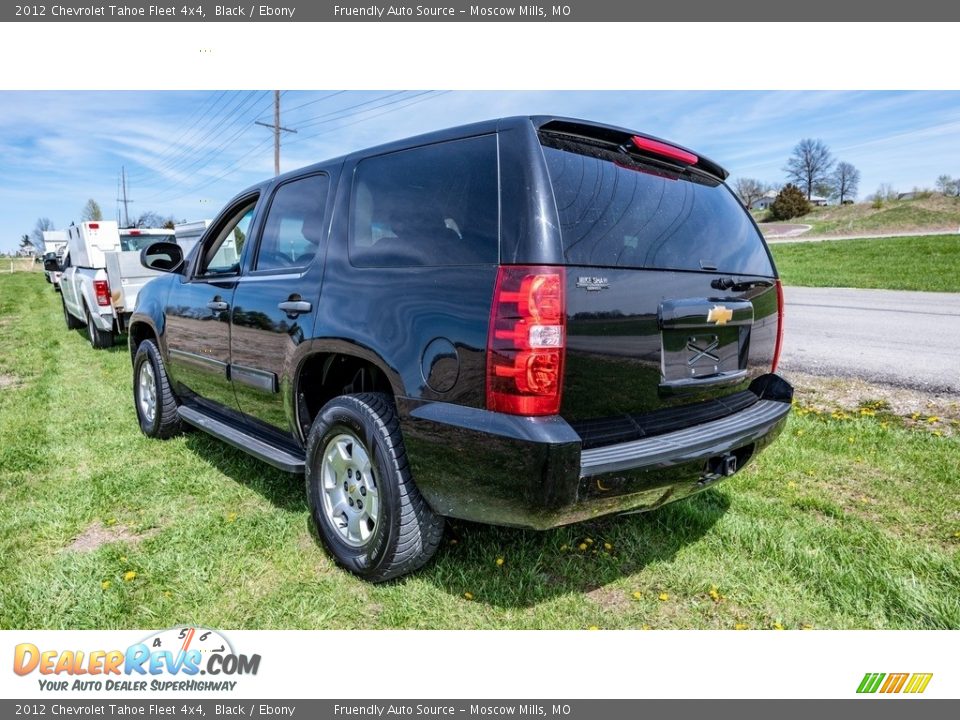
<box><xmin>766</xmin><ymin>228</ymin><xmax>959</xmax><ymax>244</ymax></box>
<box><xmin>779</xmin><ymin>286</ymin><xmax>960</xmax><ymax>392</ymax></box>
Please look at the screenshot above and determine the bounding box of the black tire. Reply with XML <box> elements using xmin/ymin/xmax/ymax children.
<box><xmin>62</xmin><ymin>296</ymin><xmax>83</xmax><ymax>330</ymax></box>
<box><xmin>85</xmin><ymin>305</ymin><xmax>115</xmax><ymax>349</ymax></box>
<box><xmin>305</xmin><ymin>392</ymin><xmax>444</xmax><ymax>582</ymax></box>
<box><xmin>133</xmin><ymin>339</ymin><xmax>183</xmax><ymax>439</ymax></box>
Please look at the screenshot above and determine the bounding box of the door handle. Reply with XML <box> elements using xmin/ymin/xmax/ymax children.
<box><xmin>207</xmin><ymin>300</ymin><xmax>229</xmax><ymax>312</ymax></box>
<box><xmin>278</xmin><ymin>300</ymin><xmax>312</xmax><ymax>316</ymax></box>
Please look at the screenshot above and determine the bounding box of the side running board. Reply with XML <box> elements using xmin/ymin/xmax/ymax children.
<box><xmin>177</xmin><ymin>406</ymin><xmax>305</xmax><ymax>473</ymax></box>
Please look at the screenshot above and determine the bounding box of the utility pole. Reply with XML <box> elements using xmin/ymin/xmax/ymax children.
<box><xmin>255</xmin><ymin>91</ymin><xmax>297</xmax><ymax>176</ymax></box>
<box><xmin>117</xmin><ymin>166</ymin><xmax>133</xmax><ymax>227</ymax></box>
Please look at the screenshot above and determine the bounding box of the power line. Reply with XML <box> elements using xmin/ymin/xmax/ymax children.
<box><xmin>256</xmin><ymin>90</ymin><xmax>346</xmax><ymax>120</ymax></box>
<box><xmin>142</xmin><ymin>91</ymin><xmax>264</xmax><ymax>179</ymax></box>
<box><xmin>146</xmin><ymin>91</ymin><xmax>449</xmax><ymax>205</ymax></box>
<box><xmin>125</xmin><ymin>91</ymin><xmax>231</xmax><ymax>180</ymax></box>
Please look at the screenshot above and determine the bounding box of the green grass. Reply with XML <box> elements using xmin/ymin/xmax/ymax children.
<box><xmin>1</xmin><ymin>272</ymin><xmax>958</xmax><ymax>630</ymax></box>
<box><xmin>771</xmin><ymin>234</ymin><xmax>960</xmax><ymax>292</ymax></box>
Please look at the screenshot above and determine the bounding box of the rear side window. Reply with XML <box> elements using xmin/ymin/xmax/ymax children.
<box><xmin>541</xmin><ymin>138</ymin><xmax>774</xmax><ymax>276</ymax></box>
<box><xmin>255</xmin><ymin>174</ymin><xmax>330</xmax><ymax>271</ymax></box>
<box><xmin>349</xmin><ymin>135</ymin><xmax>499</xmax><ymax>267</ymax></box>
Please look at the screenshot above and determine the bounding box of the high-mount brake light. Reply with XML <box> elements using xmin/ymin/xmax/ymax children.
<box><xmin>88</xmin><ymin>223</ymin><xmax>100</xmax><ymax>230</ymax></box>
<box><xmin>630</xmin><ymin>136</ymin><xmax>698</xmax><ymax>166</ymax></box>
<box><xmin>772</xmin><ymin>279</ymin><xmax>785</xmax><ymax>373</ymax></box>
<box><xmin>486</xmin><ymin>266</ymin><xmax>566</xmax><ymax>416</ymax></box>
<box><xmin>93</xmin><ymin>280</ymin><xmax>111</xmax><ymax>307</ymax></box>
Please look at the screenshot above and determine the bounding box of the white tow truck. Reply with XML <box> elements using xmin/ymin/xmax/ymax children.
<box><xmin>52</xmin><ymin>221</ymin><xmax>176</xmax><ymax>348</ymax></box>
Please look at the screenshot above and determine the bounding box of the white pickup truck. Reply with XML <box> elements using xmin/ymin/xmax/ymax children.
<box><xmin>50</xmin><ymin>221</ymin><xmax>176</xmax><ymax>349</ymax></box>
<box><xmin>41</xmin><ymin>230</ymin><xmax>68</xmax><ymax>289</ymax></box>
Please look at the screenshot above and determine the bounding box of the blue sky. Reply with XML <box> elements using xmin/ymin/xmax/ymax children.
<box><xmin>2</xmin><ymin>90</ymin><xmax>959</xmax><ymax>252</ymax></box>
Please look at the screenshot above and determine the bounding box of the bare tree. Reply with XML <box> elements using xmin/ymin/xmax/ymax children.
<box><xmin>135</xmin><ymin>211</ymin><xmax>177</xmax><ymax>229</ymax></box>
<box><xmin>936</xmin><ymin>174</ymin><xmax>959</xmax><ymax>197</ymax></box>
<box><xmin>734</xmin><ymin>178</ymin><xmax>768</xmax><ymax>209</ymax></box>
<box><xmin>785</xmin><ymin>139</ymin><xmax>835</xmax><ymax>200</ymax></box>
<box><xmin>831</xmin><ymin>162</ymin><xmax>861</xmax><ymax>204</ymax></box>
<box><xmin>81</xmin><ymin>198</ymin><xmax>103</xmax><ymax>222</ymax></box>
<box><xmin>31</xmin><ymin>217</ymin><xmax>55</xmax><ymax>246</ymax></box>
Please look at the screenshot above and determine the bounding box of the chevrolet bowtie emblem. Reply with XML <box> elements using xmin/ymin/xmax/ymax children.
<box><xmin>707</xmin><ymin>305</ymin><xmax>733</xmax><ymax>325</ymax></box>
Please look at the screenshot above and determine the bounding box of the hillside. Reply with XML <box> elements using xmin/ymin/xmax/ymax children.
<box><xmin>757</xmin><ymin>193</ymin><xmax>960</xmax><ymax>237</ymax></box>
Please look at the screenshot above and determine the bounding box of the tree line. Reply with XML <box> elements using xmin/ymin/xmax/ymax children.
<box><xmin>19</xmin><ymin>199</ymin><xmax>180</xmax><ymax>254</ymax></box>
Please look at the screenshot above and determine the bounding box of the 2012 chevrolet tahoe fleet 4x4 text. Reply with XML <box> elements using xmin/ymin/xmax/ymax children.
<box><xmin>129</xmin><ymin>116</ymin><xmax>792</xmax><ymax>581</ymax></box>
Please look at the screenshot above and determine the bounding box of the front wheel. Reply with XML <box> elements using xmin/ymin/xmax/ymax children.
<box><xmin>133</xmin><ymin>339</ymin><xmax>182</xmax><ymax>439</ymax></box>
<box><xmin>305</xmin><ymin>393</ymin><xmax>444</xmax><ymax>582</ymax></box>
<box><xmin>86</xmin><ymin>307</ymin><xmax>115</xmax><ymax>349</ymax></box>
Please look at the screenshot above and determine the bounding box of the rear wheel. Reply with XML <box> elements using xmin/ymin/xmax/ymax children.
<box><xmin>305</xmin><ymin>393</ymin><xmax>444</xmax><ymax>582</ymax></box>
<box><xmin>85</xmin><ymin>306</ymin><xmax>115</xmax><ymax>349</ymax></box>
<box><xmin>62</xmin><ymin>296</ymin><xmax>83</xmax><ymax>330</ymax></box>
<box><xmin>133</xmin><ymin>339</ymin><xmax>182</xmax><ymax>439</ymax></box>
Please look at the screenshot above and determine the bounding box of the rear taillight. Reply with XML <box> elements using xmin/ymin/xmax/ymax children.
<box><xmin>486</xmin><ymin>266</ymin><xmax>566</xmax><ymax>416</ymax></box>
<box><xmin>771</xmin><ymin>279</ymin><xmax>784</xmax><ymax>372</ymax></box>
<box><xmin>93</xmin><ymin>280</ymin><xmax>111</xmax><ymax>307</ymax></box>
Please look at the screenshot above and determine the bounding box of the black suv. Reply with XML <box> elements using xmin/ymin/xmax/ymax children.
<box><xmin>130</xmin><ymin>116</ymin><xmax>792</xmax><ymax>581</ymax></box>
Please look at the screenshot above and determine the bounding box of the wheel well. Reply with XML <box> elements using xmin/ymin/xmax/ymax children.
<box><xmin>296</xmin><ymin>353</ymin><xmax>394</xmax><ymax>438</ymax></box>
<box><xmin>128</xmin><ymin>322</ymin><xmax>157</xmax><ymax>362</ymax></box>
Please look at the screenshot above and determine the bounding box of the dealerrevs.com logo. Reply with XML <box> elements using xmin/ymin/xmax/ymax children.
<box><xmin>13</xmin><ymin>627</ymin><xmax>260</xmax><ymax>693</ymax></box>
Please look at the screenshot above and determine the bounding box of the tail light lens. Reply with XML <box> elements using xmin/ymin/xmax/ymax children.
<box><xmin>486</xmin><ymin>266</ymin><xmax>566</xmax><ymax>416</ymax></box>
<box><xmin>771</xmin><ymin>279</ymin><xmax>784</xmax><ymax>372</ymax></box>
<box><xmin>93</xmin><ymin>280</ymin><xmax>111</xmax><ymax>307</ymax></box>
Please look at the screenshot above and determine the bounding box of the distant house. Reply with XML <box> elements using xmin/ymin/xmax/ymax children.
<box><xmin>16</xmin><ymin>239</ymin><xmax>39</xmax><ymax>257</ymax></box>
<box><xmin>751</xmin><ymin>190</ymin><xmax>778</xmax><ymax>210</ymax></box>
<box><xmin>809</xmin><ymin>195</ymin><xmax>829</xmax><ymax>207</ymax></box>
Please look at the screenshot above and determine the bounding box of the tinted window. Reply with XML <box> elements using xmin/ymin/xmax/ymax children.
<box><xmin>349</xmin><ymin>135</ymin><xmax>498</xmax><ymax>267</ymax></box>
<box><xmin>542</xmin><ymin>140</ymin><xmax>774</xmax><ymax>275</ymax></box>
<box><xmin>255</xmin><ymin>174</ymin><xmax>330</xmax><ymax>271</ymax></box>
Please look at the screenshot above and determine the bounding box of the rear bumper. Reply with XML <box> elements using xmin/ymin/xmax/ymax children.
<box><xmin>399</xmin><ymin>374</ymin><xmax>792</xmax><ymax>530</ymax></box>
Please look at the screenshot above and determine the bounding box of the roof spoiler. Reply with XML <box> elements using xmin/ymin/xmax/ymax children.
<box><xmin>533</xmin><ymin>117</ymin><xmax>728</xmax><ymax>181</ymax></box>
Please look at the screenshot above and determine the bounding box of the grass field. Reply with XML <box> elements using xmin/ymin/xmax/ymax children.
<box><xmin>1</xmin><ymin>272</ymin><xmax>958</xmax><ymax>630</ymax></box>
<box><xmin>771</xmin><ymin>234</ymin><xmax>960</xmax><ymax>292</ymax></box>
<box><xmin>760</xmin><ymin>194</ymin><xmax>960</xmax><ymax>237</ymax></box>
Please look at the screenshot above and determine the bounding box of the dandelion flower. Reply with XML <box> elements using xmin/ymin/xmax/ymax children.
<box><xmin>585</xmin><ymin>538</ymin><xmax>594</xmax><ymax>545</ymax></box>
<box><xmin>632</xmin><ymin>591</ymin><xmax>642</xmax><ymax>600</ymax></box>
<box><xmin>226</xmin><ymin>512</ymin><xmax>238</xmax><ymax>523</ymax></box>
<box><xmin>559</xmin><ymin>544</ymin><xmax>569</xmax><ymax>551</ymax></box>
<box><xmin>123</xmin><ymin>571</ymin><xmax>137</xmax><ymax>582</ymax></box>
<box><xmin>927</xmin><ymin>416</ymin><xmax>940</xmax><ymax>424</ymax></box>
<box><xmin>603</xmin><ymin>542</ymin><xmax>612</xmax><ymax>551</ymax></box>
<box><xmin>734</xmin><ymin>623</ymin><xmax>748</xmax><ymax>630</ymax></box>
<box><xmin>101</xmin><ymin>580</ymin><xmax>111</xmax><ymax>590</ymax></box>
<box><xmin>495</xmin><ymin>557</ymin><xmax>504</xmax><ymax>567</ymax></box>
<box><xmin>658</xmin><ymin>592</ymin><xmax>669</xmax><ymax>602</ymax></box>
<box><xmin>708</xmin><ymin>586</ymin><xmax>722</xmax><ymax>602</ymax></box>
<box><xmin>588</xmin><ymin>626</ymin><xmax>599</xmax><ymax>631</ymax></box>
<box><xmin>578</xmin><ymin>543</ymin><xmax>588</xmax><ymax>551</ymax></box>
<box><xmin>463</xmin><ymin>592</ymin><xmax>474</xmax><ymax>601</ymax></box>
<box><xmin>772</xmin><ymin>622</ymin><xmax>785</xmax><ymax>630</ymax></box>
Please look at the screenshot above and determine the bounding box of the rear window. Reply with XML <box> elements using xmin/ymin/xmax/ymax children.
<box><xmin>541</xmin><ymin>137</ymin><xmax>774</xmax><ymax>276</ymax></box>
<box><xmin>349</xmin><ymin>135</ymin><xmax>499</xmax><ymax>267</ymax></box>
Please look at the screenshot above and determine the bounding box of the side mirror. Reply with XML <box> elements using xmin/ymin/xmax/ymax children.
<box><xmin>140</xmin><ymin>241</ymin><xmax>185</xmax><ymax>274</ymax></box>
<box><xmin>43</xmin><ymin>256</ymin><xmax>61</xmax><ymax>272</ymax></box>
